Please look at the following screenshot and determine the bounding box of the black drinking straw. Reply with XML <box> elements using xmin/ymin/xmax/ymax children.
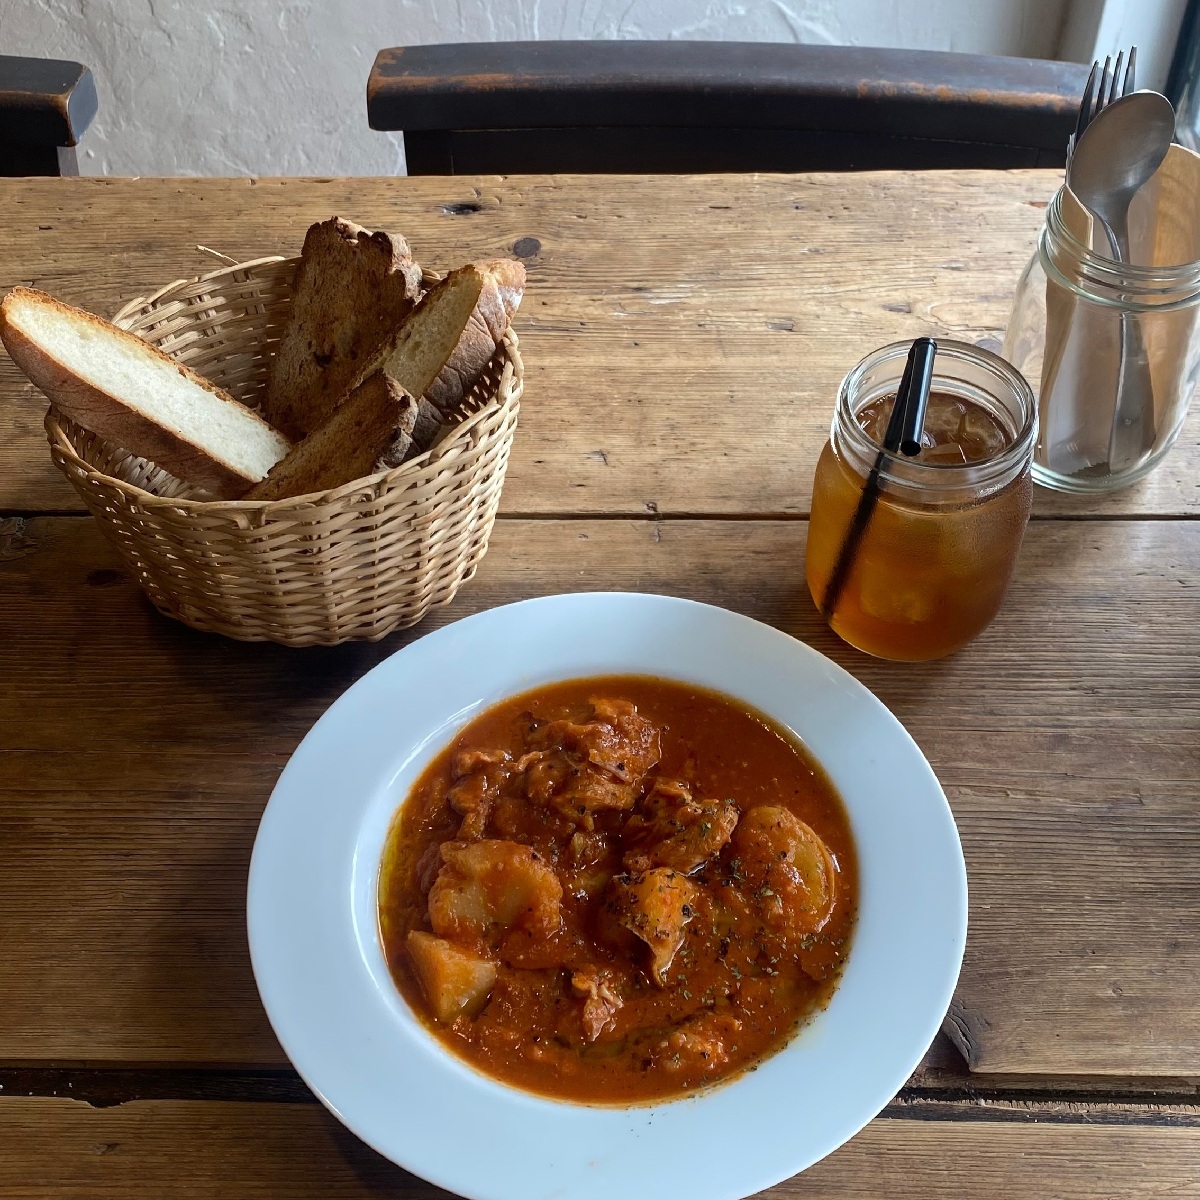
<box><xmin>900</xmin><ymin>337</ymin><xmax>937</xmax><ymax>457</ymax></box>
<box><xmin>819</xmin><ymin>337</ymin><xmax>938</xmax><ymax>620</ymax></box>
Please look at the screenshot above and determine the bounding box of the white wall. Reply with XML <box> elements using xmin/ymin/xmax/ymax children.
<box><xmin>1059</xmin><ymin>0</ymin><xmax>1188</xmax><ymax>91</ymax></box>
<box><xmin>0</xmin><ymin>0</ymin><xmax>1068</xmax><ymax>176</ymax></box>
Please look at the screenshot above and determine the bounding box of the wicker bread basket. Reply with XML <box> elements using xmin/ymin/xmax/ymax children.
<box><xmin>45</xmin><ymin>256</ymin><xmax>522</xmax><ymax>647</ymax></box>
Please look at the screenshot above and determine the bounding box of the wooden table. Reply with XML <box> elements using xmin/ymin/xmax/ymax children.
<box><xmin>1</xmin><ymin>173</ymin><xmax>1198</xmax><ymax>1198</ymax></box>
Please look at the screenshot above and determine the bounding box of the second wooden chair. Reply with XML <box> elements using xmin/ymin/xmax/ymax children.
<box><xmin>368</xmin><ymin>41</ymin><xmax>1089</xmax><ymax>175</ymax></box>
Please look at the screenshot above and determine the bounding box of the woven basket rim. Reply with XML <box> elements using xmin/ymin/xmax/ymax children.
<box><xmin>110</xmin><ymin>253</ymin><xmax>445</xmax><ymax>324</ymax></box>
<box><xmin>110</xmin><ymin>253</ymin><xmax>291</xmax><ymax>323</ymax></box>
<box><xmin>46</xmin><ymin>255</ymin><xmax>518</xmax><ymax>515</ymax></box>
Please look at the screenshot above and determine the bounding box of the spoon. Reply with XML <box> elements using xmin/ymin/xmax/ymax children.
<box><xmin>1068</xmin><ymin>90</ymin><xmax>1176</xmax><ymax>471</ymax></box>
<box><xmin>1070</xmin><ymin>90</ymin><xmax>1175</xmax><ymax>259</ymax></box>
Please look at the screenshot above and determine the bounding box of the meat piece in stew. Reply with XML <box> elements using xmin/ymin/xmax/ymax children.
<box><xmin>601</xmin><ymin>867</ymin><xmax>698</xmax><ymax>986</ymax></box>
<box><xmin>622</xmin><ymin>779</ymin><xmax>739</xmax><ymax>874</ymax></box>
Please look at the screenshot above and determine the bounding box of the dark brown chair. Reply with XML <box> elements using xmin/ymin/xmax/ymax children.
<box><xmin>368</xmin><ymin>41</ymin><xmax>1088</xmax><ymax>175</ymax></box>
<box><xmin>0</xmin><ymin>55</ymin><xmax>98</xmax><ymax>176</ymax></box>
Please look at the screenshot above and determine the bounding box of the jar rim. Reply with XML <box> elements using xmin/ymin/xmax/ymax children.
<box><xmin>835</xmin><ymin>339</ymin><xmax>1037</xmax><ymax>491</ymax></box>
<box><xmin>1045</xmin><ymin>187</ymin><xmax>1200</xmax><ymax>296</ymax></box>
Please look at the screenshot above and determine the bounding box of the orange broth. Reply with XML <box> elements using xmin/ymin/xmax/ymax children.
<box><xmin>378</xmin><ymin>675</ymin><xmax>857</xmax><ymax>1103</ymax></box>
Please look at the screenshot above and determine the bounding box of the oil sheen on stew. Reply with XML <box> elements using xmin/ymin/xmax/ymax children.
<box><xmin>378</xmin><ymin>676</ymin><xmax>857</xmax><ymax>1104</ymax></box>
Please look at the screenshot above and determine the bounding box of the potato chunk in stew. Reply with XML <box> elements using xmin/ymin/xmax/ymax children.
<box><xmin>406</xmin><ymin>931</ymin><xmax>498</xmax><ymax>1022</ymax></box>
<box><xmin>428</xmin><ymin>840</ymin><xmax>563</xmax><ymax>942</ymax></box>
<box><xmin>603</xmin><ymin>868</ymin><xmax>698</xmax><ymax>986</ymax></box>
<box><xmin>732</xmin><ymin>805</ymin><xmax>837</xmax><ymax>937</ymax></box>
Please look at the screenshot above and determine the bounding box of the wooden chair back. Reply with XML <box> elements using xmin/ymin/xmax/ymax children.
<box><xmin>0</xmin><ymin>55</ymin><xmax>97</xmax><ymax>176</ymax></box>
<box><xmin>368</xmin><ymin>41</ymin><xmax>1088</xmax><ymax>175</ymax></box>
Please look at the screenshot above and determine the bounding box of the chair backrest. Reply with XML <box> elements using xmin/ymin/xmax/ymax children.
<box><xmin>0</xmin><ymin>55</ymin><xmax>98</xmax><ymax>176</ymax></box>
<box><xmin>368</xmin><ymin>41</ymin><xmax>1088</xmax><ymax>175</ymax></box>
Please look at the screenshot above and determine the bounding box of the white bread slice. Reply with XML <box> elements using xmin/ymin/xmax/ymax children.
<box><xmin>0</xmin><ymin>287</ymin><xmax>290</xmax><ymax>499</ymax></box>
<box><xmin>245</xmin><ymin>373</ymin><xmax>418</xmax><ymax>501</ymax></box>
<box><xmin>424</xmin><ymin>259</ymin><xmax>525</xmax><ymax>417</ymax></box>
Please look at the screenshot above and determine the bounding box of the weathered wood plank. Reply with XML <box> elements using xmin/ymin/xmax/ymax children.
<box><xmin>0</xmin><ymin>514</ymin><xmax>1197</xmax><ymax>1073</ymax></box>
<box><xmin>3</xmin><ymin>173</ymin><xmax>1194</xmax><ymax>518</ymax></box>
<box><xmin>2</xmin><ymin>1098</ymin><xmax>1198</xmax><ymax>1198</ymax></box>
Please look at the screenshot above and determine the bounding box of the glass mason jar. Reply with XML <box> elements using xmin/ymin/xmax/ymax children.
<box><xmin>806</xmin><ymin>340</ymin><xmax>1036</xmax><ymax>662</ymax></box>
<box><xmin>1003</xmin><ymin>186</ymin><xmax>1200</xmax><ymax>492</ymax></box>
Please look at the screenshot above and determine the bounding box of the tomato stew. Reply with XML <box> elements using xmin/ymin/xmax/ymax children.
<box><xmin>378</xmin><ymin>676</ymin><xmax>857</xmax><ymax>1104</ymax></box>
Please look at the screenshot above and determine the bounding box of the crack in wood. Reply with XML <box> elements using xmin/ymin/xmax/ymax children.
<box><xmin>2</xmin><ymin>1067</ymin><xmax>1198</xmax><ymax>1125</ymax></box>
<box><xmin>5</xmin><ymin>510</ymin><xmax>1200</xmax><ymax>525</ymax></box>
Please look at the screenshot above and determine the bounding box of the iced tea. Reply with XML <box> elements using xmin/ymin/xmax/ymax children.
<box><xmin>806</xmin><ymin>342</ymin><xmax>1036</xmax><ymax>661</ymax></box>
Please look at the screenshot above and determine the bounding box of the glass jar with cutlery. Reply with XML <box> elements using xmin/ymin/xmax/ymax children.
<box><xmin>1004</xmin><ymin>52</ymin><xmax>1200</xmax><ymax>493</ymax></box>
<box><xmin>1003</xmin><ymin>182</ymin><xmax>1200</xmax><ymax>492</ymax></box>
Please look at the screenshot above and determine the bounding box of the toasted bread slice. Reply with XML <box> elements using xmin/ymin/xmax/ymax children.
<box><xmin>373</xmin><ymin>261</ymin><xmax>518</xmax><ymax>470</ymax></box>
<box><xmin>424</xmin><ymin>259</ymin><xmax>525</xmax><ymax>417</ymax></box>
<box><xmin>263</xmin><ymin>217</ymin><xmax>424</xmax><ymax>439</ymax></box>
<box><xmin>0</xmin><ymin>286</ymin><xmax>290</xmax><ymax>499</ymax></box>
<box><xmin>245</xmin><ymin>373</ymin><xmax>418</xmax><ymax>501</ymax></box>
<box><xmin>382</xmin><ymin>264</ymin><xmax>485</xmax><ymax>405</ymax></box>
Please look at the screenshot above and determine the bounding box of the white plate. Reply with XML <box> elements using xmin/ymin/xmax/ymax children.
<box><xmin>248</xmin><ymin>593</ymin><xmax>966</xmax><ymax>1200</ymax></box>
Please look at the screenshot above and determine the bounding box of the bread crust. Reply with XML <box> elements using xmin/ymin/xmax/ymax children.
<box><xmin>259</xmin><ymin>258</ymin><xmax>486</xmax><ymax>484</ymax></box>
<box><xmin>424</xmin><ymin>259</ymin><xmax>525</xmax><ymax>416</ymax></box>
<box><xmin>0</xmin><ymin>286</ymin><xmax>289</xmax><ymax>499</ymax></box>
<box><xmin>376</xmin><ymin>396</ymin><xmax>441</xmax><ymax>470</ymax></box>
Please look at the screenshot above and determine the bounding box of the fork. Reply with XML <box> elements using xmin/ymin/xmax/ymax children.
<box><xmin>1067</xmin><ymin>48</ymin><xmax>1137</xmax><ymax>162</ymax></box>
<box><xmin>1064</xmin><ymin>47</ymin><xmax>1160</xmax><ymax>473</ymax></box>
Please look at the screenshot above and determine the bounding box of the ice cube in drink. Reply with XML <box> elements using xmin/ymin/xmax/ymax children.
<box><xmin>855</xmin><ymin>391</ymin><xmax>1010</xmax><ymax>463</ymax></box>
